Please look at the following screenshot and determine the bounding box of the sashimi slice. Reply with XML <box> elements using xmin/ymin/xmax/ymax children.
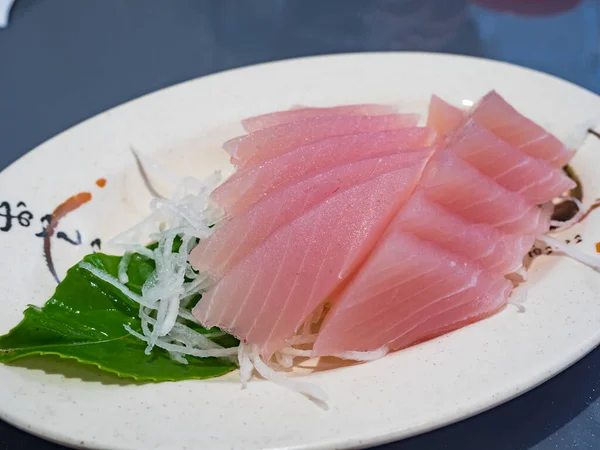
<box><xmin>448</xmin><ymin>121</ymin><xmax>575</xmax><ymax>204</ymax></box>
<box><xmin>212</xmin><ymin>128</ymin><xmax>436</xmax><ymax>215</ymax></box>
<box><xmin>312</xmin><ymin>232</ymin><xmax>512</xmax><ymax>355</ymax></box>
<box><xmin>390</xmin><ymin>191</ymin><xmax>534</xmax><ymax>274</ymax></box>
<box><xmin>421</xmin><ymin>149</ymin><xmax>551</xmax><ymax>235</ymax></box>
<box><xmin>193</xmin><ymin>166</ymin><xmax>429</xmax><ymax>358</ymax></box>
<box><xmin>242</xmin><ymin>104</ymin><xmax>398</xmax><ymax>132</ymax></box>
<box><xmin>426</xmin><ymin>95</ymin><xmax>464</xmax><ymax>135</ymax></box>
<box><xmin>191</xmin><ymin>150</ymin><xmax>433</xmax><ymax>278</ymax></box>
<box><xmin>224</xmin><ymin>114</ymin><xmax>420</xmax><ymax>168</ymax></box>
<box><xmin>389</xmin><ymin>277</ymin><xmax>509</xmax><ymax>351</ymax></box>
<box><xmin>469</xmin><ymin>91</ymin><xmax>573</xmax><ymax>168</ymax></box>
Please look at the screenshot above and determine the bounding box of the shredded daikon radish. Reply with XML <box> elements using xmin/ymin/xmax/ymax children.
<box><xmin>79</xmin><ymin>262</ymin><xmax>152</xmax><ymax>307</ymax></box>
<box><xmin>108</xmin><ymin>170</ymin><xmax>223</xmax><ymax>251</ymax></box>
<box><xmin>168</xmin><ymin>349</ymin><xmax>189</xmax><ymax>365</ymax></box>
<box><xmin>132</xmin><ymin>246</ymin><xmax>156</xmax><ymax>259</ymax></box>
<box><xmin>274</xmin><ymin>351</ymin><xmax>295</xmax><ymax>369</ymax></box>
<box><xmin>508</xmin><ymin>286</ymin><xmax>528</xmax><ymax>313</ymax></box>
<box><xmin>118</xmin><ymin>251</ymin><xmax>133</xmax><ymax>284</ymax></box>
<box><xmin>177</xmin><ymin>307</ymin><xmax>201</xmax><ymax>323</ymax></box>
<box><xmin>147</xmin><ymin>297</ymin><xmax>169</xmax><ymax>350</ymax></box>
<box><xmin>334</xmin><ymin>346</ymin><xmax>389</xmax><ymax>362</ymax></box>
<box><xmin>99</xmin><ymin>158</ymin><xmax>231</xmax><ymax>363</ymax></box>
<box><xmin>181</xmin><ymin>275</ymin><xmax>213</xmax><ymax>296</ymax></box>
<box><xmin>238</xmin><ymin>343</ymin><xmax>254</xmax><ymax>389</ymax></box>
<box><xmin>141</xmin><ymin>313</ymin><xmax>226</xmax><ymax>351</ymax></box>
<box><xmin>127</xmin><ymin>174</ymin><xmax>220</xmax><ymax>348</ymax></box>
<box><xmin>247</xmin><ymin>345</ymin><xmax>329</xmax><ymax>409</ymax></box>
<box><xmin>124</xmin><ymin>325</ymin><xmax>238</xmax><ymax>358</ymax></box>
<box><xmin>139</xmin><ymin>305</ymin><xmax>153</xmax><ymax>336</ymax></box>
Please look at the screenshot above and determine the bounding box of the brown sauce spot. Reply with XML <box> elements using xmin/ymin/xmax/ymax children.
<box><xmin>550</xmin><ymin>165</ymin><xmax>583</xmax><ymax>227</ymax></box>
<box><xmin>551</xmin><ymin>200</ymin><xmax>579</xmax><ymax>224</ymax></box>
<box><xmin>95</xmin><ymin>178</ymin><xmax>107</xmax><ymax>188</ymax></box>
<box><xmin>596</xmin><ymin>242</ymin><xmax>600</xmax><ymax>253</ymax></box>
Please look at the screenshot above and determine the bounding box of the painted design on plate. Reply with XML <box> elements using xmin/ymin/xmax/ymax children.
<box><xmin>0</xmin><ymin>179</ymin><xmax>108</xmax><ymax>283</ymax></box>
<box><xmin>0</xmin><ymin>199</ymin><xmax>100</xmax><ymax>255</ymax></box>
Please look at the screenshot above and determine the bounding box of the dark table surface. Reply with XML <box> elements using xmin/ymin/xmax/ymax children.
<box><xmin>2</xmin><ymin>1</ymin><xmax>600</xmax><ymax>449</ymax></box>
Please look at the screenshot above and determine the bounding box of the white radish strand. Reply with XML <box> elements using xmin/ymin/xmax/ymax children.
<box><xmin>334</xmin><ymin>346</ymin><xmax>389</xmax><ymax>362</ymax></box>
<box><xmin>274</xmin><ymin>351</ymin><xmax>295</xmax><ymax>369</ymax></box>
<box><xmin>177</xmin><ymin>307</ymin><xmax>202</xmax><ymax>324</ymax></box>
<box><xmin>88</xmin><ymin>160</ymin><xmax>233</xmax><ymax>362</ymax></box>
<box><xmin>124</xmin><ymin>325</ymin><xmax>238</xmax><ymax>358</ymax></box>
<box><xmin>238</xmin><ymin>343</ymin><xmax>254</xmax><ymax>389</ymax></box>
<box><xmin>168</xmin><ymin>349</ymin><xmax>189</xmax><ymax>365</ymax></box>
<box><xmin>536</xmin><ymin>235</ymin><xmax>600</xmax><ymax>272</ymax></box>
<box><xmin>79</xmin><ymin>262</ymin><xmax>152</xmax><ymax>307</ymax></box>
<box><xmin>507</xmin><ymin>286</ymin><xmax>528</xmax><ymax>313</ymax></box>
<box><xmin>118</xmin><ymin>251</ymin><xmax>133</xmax><ymax>284</ymax></box>
<box><xmin>247</xmin><ymin>345</ymin><xmax>330</xmax><ymax>410</ymax></box>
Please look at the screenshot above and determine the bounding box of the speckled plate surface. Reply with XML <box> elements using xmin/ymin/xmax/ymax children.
<box><xmin>1</xmin><ymin>53</ymin><xmax>600</xmax><ymax>450</ymax></box>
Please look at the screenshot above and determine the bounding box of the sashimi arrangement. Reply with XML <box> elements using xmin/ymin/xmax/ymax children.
<box><xmin>1</xmin><ymin>91</ymin><xmax>596</xmax><ymax>406</ymax></box>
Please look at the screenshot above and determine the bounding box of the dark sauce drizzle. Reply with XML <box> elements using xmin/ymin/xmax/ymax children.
<box><xmin>550</xmin><ymin>129</ymin><xmax>600</xmax><ymax>227</ymax></box>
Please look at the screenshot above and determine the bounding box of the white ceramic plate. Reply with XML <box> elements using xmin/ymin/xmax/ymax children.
<box><xmin>2</xmin><ymin>53</ymin><xmax>600</xmax><ymax>450</ymax></box>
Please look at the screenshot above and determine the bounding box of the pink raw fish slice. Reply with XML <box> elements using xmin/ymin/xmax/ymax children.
<box><xmin>191</xmin><ymin>150</ymin><xmax>433</xmax><ymax>278</ymax></box>
<box><xmin>390</xmin><ymin>191</ymin><xmax>534</xmax><ymax>275</ymax></box>
<box><xmin>469</xmin><ymin>91</ymin><xmax>573</xmax><ymax>168</ymax></box>
<box><xmin>449</xmin><ymin>121</ymin><xmax>575</xmax><ymax>204</ymax></box>
<box><xmin>193</xmin><ymin>163</ymin><xmax>430</xmax><ymax>358</ymax></box>
<box><xmin>224</xmin><ymin>114</ymin><xmax>420</xmax><ymax>168</ymax></box>
<box><xmin>212</xmin><ymin>128</ymin><xmax>436</xmax><ymax>215</ymax></box>
<box><xmin>422</xmin><ymin>149</ymin><xmax>551</xmax><ymax>235</ymax></box>
<box><xmin>426</xmin><ymin>94</ymin><xmax>465</xmax><ymax>135</ymax></box>
<box><xmin>388</xmin><ymin>278</ymin><xmax>509</xmax><ymax>351</ymax></box>
<box><xmin>312</xmin><ymin>232</ymin><xmax>511</xmax><ymax>355</ymax></box>
<box><xmin>426</xmin><ymin>92</ymin><xmax>573</xmax><ymax>168</ymax></box>
<box><xmin>242</xmin><ymin>104</ymin><xmax>398</xmax><ymax>132</ymax></box>
<box><xmin>319</xmin><ymin>276</ymin><xmax>509</xmax><ymax>355</ymax></box>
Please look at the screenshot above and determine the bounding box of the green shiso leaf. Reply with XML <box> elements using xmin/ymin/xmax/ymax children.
<box><xmin>0</xmin><ymin>252</ymin><xmax>237</xmax><ymax>381</ymax></box>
